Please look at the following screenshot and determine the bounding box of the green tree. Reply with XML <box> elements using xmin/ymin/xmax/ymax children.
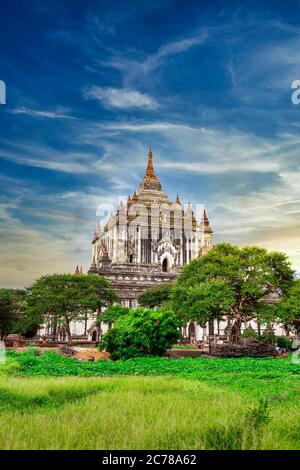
<box><xmin>102</xmin><ymin>307</ymin><xmax>182</xmax><ymax>360</ymax></box>
<box><xmin>7</xmin><ymin>289</ymin><xmax>38</xmax><ymax>337</ymax></box>
<box><xmin>138</xmin><ymin>283</ymin><xmax>174</xmax><ymax>308</ymax></box>
<box><xmin>277</xmin><ymin>279</ymin><xmax>300</xmax><ymax>334</ymax></box>
<box><xmin>0</xmin><ymin>289</ymin><xmax>29</xmax><ymax>339</ymax></box>
<box><xmin>0</xmin><ymin>290</ymin><xmax>15</xmax><ymax>339</ymax></box>
<box><xmin>172</xmin><ymin>243</ymin><xmax>294</xmax><ymax>343</ymax></box>
<box><xmin>99</xmin><ymin>304</ymin><xmax>130</xmax><ymax>328</ymax></box>
<box><xmin>26</xmin><ymin>274</ymin><xmax>118</xmax><ymax>345</ymax></box>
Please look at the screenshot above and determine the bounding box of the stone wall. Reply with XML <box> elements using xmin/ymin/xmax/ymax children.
<box><xmin>210</xmin><ymin>340</ymin><xmax>277</xmax><ymax>358</ymax></box>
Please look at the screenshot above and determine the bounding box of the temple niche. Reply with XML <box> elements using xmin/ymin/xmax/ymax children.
<box><xmin>88</xmin><ymin>149</ymin><xmax>213</xmax><ymax>307</ymax></box>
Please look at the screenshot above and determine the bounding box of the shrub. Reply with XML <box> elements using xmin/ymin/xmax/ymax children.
<box><xmin>102</xmin><ymin>308</ymin><xmax>181</xmax><ymax>360</ymax></box>
<box><xmin>275</xmin><ymin>336</ymin><xmax>293</xmax><ymax>350</ymax></box>
<box><xmin>242</xmin><ymin>329</ymin><xmax>258</xmax><ymax>338</ymax></box>
<box><xmin>246</xmin><ymin>399</ymin><xmax>271</xmax><ymax>427</ymax></box>
<box><xmin>259</xmin><ymin>332</ymin><xmax>276</xmax><ymax>344</ymax></box>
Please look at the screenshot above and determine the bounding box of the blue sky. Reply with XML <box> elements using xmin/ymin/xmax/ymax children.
<box><xmin>1</xmin><ymin>0</ymin><xmax>300</xmax><ymax>287</ymax></box>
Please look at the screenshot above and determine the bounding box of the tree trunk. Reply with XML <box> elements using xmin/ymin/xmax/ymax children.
<box><xmin>65</xmin><ymin>321</ymin><xmax>72</xmax><ymax>346</ymax></box>
<box><xmin>230</xmin><ymin>319</ymin><xmax>242</xmax><ymax>344</ymax></box>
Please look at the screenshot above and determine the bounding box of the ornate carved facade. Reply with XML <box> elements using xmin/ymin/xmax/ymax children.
<box><xmin>88</xmin><ymin>149</ymin><xmax>213</xmax><ymax>306</ymax></box>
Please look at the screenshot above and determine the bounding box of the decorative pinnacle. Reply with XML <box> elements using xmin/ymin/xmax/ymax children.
<box><xmin>95</xmin><ymin>220</ymin><xmax>101</xmax><ymax>235</ymax></box>
<box><xmin>202</xmin><ymin>209</ymin><xmax>209</xmax><ymax>225</ymax></box>
<box><xmin>145</xmin><ymin>148</ymin><xmax>155</xmax><ymax>178</ymax></box>
<box><xmin>176</xmin><ymin>194</ymin><xmax>181</xmax><ymax>205</ymax></box>
<box><xmin>132</xmin><ymin>190</ymin><xmax>139</xmax><ymax>202</ymax></box>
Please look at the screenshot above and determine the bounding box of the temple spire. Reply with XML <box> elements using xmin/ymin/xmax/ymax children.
<box><xmin>95</xmin><ymin>220</ymin><xmax>101</xmax><ymax>234</ymax></box>
<box><xmin>139</xmin><ymin>148</ymin><xmax>162</xmax><ymax>192</ymax></box>
<box><xmin>132</xmin><ymin>190</ymin><xmax>139</xmax><ymax>203</ymax></box>
<box><xmin>146</xmin><ymin>148</ymin><xmax>155</xmax><ymax>178</ymax></box>
<box><xmin>202</xmin><ymin>209</ymin><xmax>209</xmax><ymax>224</ymax></box>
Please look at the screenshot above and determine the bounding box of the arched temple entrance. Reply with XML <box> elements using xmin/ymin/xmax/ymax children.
<box><xmin>162</xmin><ymin>258</ymin><xmax>169</xmax><ymax>272</ymax></box>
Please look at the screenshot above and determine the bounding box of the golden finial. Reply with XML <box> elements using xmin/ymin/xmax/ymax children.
<box><xmin>146</xmin><ymin>148</ymin><xmax>155</xmax><ymax>178</ymax></box>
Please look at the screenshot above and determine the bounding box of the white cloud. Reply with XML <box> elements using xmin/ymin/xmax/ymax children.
<box><xmin>100</xmin><ymin>30</ymin><xmax>209</xmax><ymax>86</ymax></box>
<box><xmin>83</xmin><ymin>86</ymin><xmax>158</xmax><ymax>110</ymax></box>
<box><xmin>9</xmin><ymin>107</ymin><xmax>76</xmax><ymax>119</ymax></box>
<box><xmin>0</xmin><ymin>179</ymin><xmax>122</xmax><ymax>287</ymax></box>
<box><xmin>95</xmin><ymin>120</ymin><xmax>282</xmax><ymax>174</ymax></box>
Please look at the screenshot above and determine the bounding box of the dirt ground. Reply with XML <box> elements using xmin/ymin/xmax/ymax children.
<box><xmin>72</xmin><ymin>347</ymin><xmax>110</xmax><ymax>361</ymax></box>
<box><xmin>11</xmin><ymin>346</ymin><xmax>110</xmax><ymax>361</ymax></box>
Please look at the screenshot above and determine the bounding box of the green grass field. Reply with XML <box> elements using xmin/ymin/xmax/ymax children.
<box><xmin>0</xmin><ymin>350</ymin><xmax>299</xmax><ymax>450</ymax></box>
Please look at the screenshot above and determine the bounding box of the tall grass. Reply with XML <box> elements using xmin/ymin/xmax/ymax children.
<box><xmin>1</xmin><ymin>352</ymin><xmax>300</xmax><ymax>449</ymax></box>
<box><xmin>0</xmin><ymin>375</ymin><xmax>299</xmax><ymax>450</ymax></box>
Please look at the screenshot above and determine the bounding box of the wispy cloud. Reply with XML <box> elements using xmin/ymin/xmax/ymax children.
<box><xmin>83</xmin><ymin>86</ymin><xmax>158</xmax><ymax>110</ymax></box>
<box><xmin>100</xmin><ymin>30</ymin><xmax>209</xmax><ymax>86</ymax></box>
<box><xmin>94</xmin><ymin>120</ymin><xmax>282</xmax><ymax>174</ymax></box>
<box><xmin>9</xmin><ymin>106</ymin><xmax>77</xmax><ymax>119</ymax></box>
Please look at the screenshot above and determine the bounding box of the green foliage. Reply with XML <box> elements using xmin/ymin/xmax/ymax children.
<box><xmin>242</xmin><ymin>328</ymin><xmax>258</xmax><ymax>338</ymax></box>
<box><xmin>0</xmin><ymin>374</ymin><xmax>293</xmax><ymax>450</ymax></box>
<box><xmin>275</xmin><ymin>336</ymin><xmax>293</xmax><ymax>350</ymax></box>
<box><xmin>26</xmin><ymin>274</ymin><xmax>118</xmax><ymax>344</ymax></box>
<box><xmin>242</xmin><ymin>330</ymin><xmax>292</xmax><ymax>349</ymax></box>
<box><xmin>0</xmin><ymin>290</ymin><xmax>14</xmax><ymax>339</ymax></box>
<box><xmin>247</xmin><ymin>399</ymin><xmax>271</xmax><ymax>427</ymax></box>
<box><xmin>173</xmin><ymin>278</ymin><xmax>234</xmax><ymax>323</ymax></box>
<box><xmin>138</xmin><ymin>283</ymin><xmax>174</xmax><ymax>308</ymax></box>
<box><xmin>259</xmin><ymin>331</ymin><xmax>276</xmax><ymax>344</ymax></box>
<box><xmin>7</xmin><ymin>289</ymin><xmax>39</xmax><ymax>338</ymax></box>
<box><xmin>6</xmin><ymin>350</ymin><xmax>300</xmax><ymax>387</ymax></box>
<box><xmin>205</xmin><ymin>399</ymin><xmax>271</xmax><ymax>450</ymax></box>
<box><xmin>99</xmin><ymin>304</ymin><xmax>130</xmax><ymax>326</ymax></box>
<box><xmin>102</xmin><ymin>308</ymin><xmax>181</xmax><ymax>360</ymax></box>
<box><xmin>1</xmin><ymin>353</ymin><xmax>300</xmax><ymax>450</ymax></box>
<box><xmin>204</xmin><ymin>424</ymin><xmax>245</xmax><ymax>450</ymax></box>
<box><xmin>277</xmin><ymin>279</ymin><xmax>300</xmax><ymax>333</ymax></box>
<box><xmin>173</xmin><ymin>243</ymin><xmax>294</xmax><ymax>341</ymax></box>
<box><xmin>0</xmin><ymin>289</ymin><xmax>27</xmax><ymax>338</ymax></box>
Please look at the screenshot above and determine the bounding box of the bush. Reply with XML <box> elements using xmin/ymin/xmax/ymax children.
<box><xmin>275</xmin><ymin>336</ymin><xmax>293</xmax><ymax>350</ymax></box>
<box><xmin>242</xmin><ymin>329</ymin><xmax>258</xmax><ymax>338</ymax></box>
<box><xmin>102</xmin><ymin>308</ymin><xmax>181</xmax><ymax>360</ymax></box>
<box><xmin>259</xmin><ymin>332</ymin><xmax>276</xmax><ymax>344</ymax></box>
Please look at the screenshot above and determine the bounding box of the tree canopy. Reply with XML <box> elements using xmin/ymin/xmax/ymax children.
<box><xmin>277</xmin><ymin>279</ymin><xmax>300</xmax><ymax>333</ymax></box>
<box><xmin>0</xmin><ymin>290</ymin><xmax>15</xmax><ymax>339</ymax></box>
<box><xmin>99</xmin><ymin>304</ymin><xmax>130</xmax><ymax>327</ymax></box>
<box><xmin>172</xmin><ymin>243</ymin><xmax>294</xmax><ymax>342</ymax></box>
<box><xmin>138</xmin><ymin>283</ymin><xmax>174</xmax><ymax>308</ymax></box>
<box><xmin>26</xmin><ymin>274</ymin><xmax>118</xmax><ymax>344</ymax></box>
<box><xmin>0</xmin><ymin>289</ymin><xmax>28</xmax><ymax>339</ymax></box>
